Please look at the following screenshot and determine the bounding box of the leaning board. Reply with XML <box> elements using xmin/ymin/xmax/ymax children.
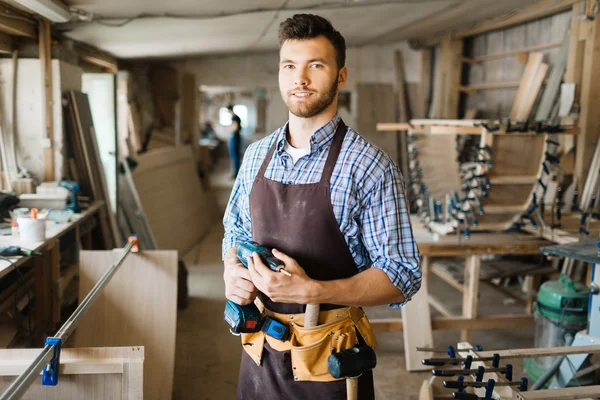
<box><xmin>0</xmin><ymin>347</ymin><xmax>144</xmax><ymax>399</ymax></box>
<box><xmin>132</xmin><ymin>146</ymin><xmax>218</xmax><ymax>257</ymax></box>
<box><xmin>74</xmin><ymin>251</ymin><xmax>177</xmax><ymax>400</ymax></box>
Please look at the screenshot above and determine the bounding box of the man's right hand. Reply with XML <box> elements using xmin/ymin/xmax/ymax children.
<box><xmin>223</xmin><ymin>247</ymin><xmax>258</xmax><ymax>305</ymax></box>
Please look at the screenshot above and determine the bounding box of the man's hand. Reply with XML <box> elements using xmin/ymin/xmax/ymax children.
<box><xmin>247</xmin><ymin>249</ymin><xmax>317</xmax><ymax>304</ymax></box>
<box><xmin>223</xmin><ymin>247</ymin><xmax>258</xmax><ymax>305</ymax></box>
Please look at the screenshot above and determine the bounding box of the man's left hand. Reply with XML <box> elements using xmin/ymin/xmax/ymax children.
<box><xmin>246</xmin><ymin>249</ymin><xmax>317</xmax><ymax>304</ymax></box>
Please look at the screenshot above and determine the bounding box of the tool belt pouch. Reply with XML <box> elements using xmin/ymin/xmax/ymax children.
<box><xmin>241</xmin><ymin>306</ymin><xmax>377</xmax><ymax>383</ymax></box>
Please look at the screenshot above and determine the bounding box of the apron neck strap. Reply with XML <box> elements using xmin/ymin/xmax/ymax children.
<box><xmin>257</xmin><ymin>119</ymin><xmax>348</xmax><ymax>181</ymax></box>
<box><xmin>320</xmin><ymin>120</ymin><xmax>347</xmax><ymax>185</ymax></box>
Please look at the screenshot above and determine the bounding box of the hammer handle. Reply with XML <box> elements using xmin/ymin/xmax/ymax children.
<box><xmin>305</xmin><ymin>303</ymin><xmax>320</xmax><ymax>328</ymax></box>
<box><xmin>347</xmin><ymin>377</ymin><xmax>358</xmax><ymax>400</ymax></box>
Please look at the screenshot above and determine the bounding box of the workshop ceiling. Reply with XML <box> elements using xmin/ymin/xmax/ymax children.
<box><xmin>48</xmin><ymin>0</ymin><xmax>540</xmax><ymax>59</ymax></box>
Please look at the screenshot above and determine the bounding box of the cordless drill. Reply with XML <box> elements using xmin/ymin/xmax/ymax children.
<box><xmin>223</xmin><ymin>242</ymin><xmax>290</xmax><ymax>341</ymax></box>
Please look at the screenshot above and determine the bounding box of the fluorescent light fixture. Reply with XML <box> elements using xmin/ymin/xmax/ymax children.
<box><xmin>13</xmin><ymin>0</ymin><xmax>72</xmax><ymax>23</ymax></box>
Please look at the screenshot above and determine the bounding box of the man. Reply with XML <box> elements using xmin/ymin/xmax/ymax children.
<box><xmin>223</xmin><ymin>14</ymin><xmax>421</xmax><ymax>399</ymax></box>
<box><xmin>227</xmin><ymin>104</ymin><xmax>242</xmax><ymax>178</ymax></box>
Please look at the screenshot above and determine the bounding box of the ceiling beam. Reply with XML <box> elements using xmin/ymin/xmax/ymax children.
<box><xmin>0</xmin><ymin>5</ymin><xmax>36</xmax><ymax>38</ymax></box>
<box><xmin>456</xmin><ymin>0</ymin><xmax>581</xmax><ymax>38</ymax></box>
<box><xmin>76</xmin><ymin>45</ymin><xmax>118</xmax><ymax>72</ymax></box>
<box><xmin>0</xmin><ymin>31</ymin><xmax>13</xmax><ymax>54</ymax></box>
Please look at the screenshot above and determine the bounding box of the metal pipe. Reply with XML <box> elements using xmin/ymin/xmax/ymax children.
<box><xmin>0</xmin><ymin>239</ymin><xmax>135</xmax><ymax>400</ymax></box>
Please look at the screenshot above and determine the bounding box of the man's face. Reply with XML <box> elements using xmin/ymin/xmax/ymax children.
<box><xmin>279</xmin><ymin>36</ymin><xmax>347</xmax><ymax>118</ymax></box>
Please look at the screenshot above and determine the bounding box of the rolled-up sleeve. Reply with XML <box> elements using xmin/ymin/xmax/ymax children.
<box><xmin>359</xmin><ymin>163</ymin><xmax>421</xmax><ymax>307</ymax></box>
<box><xmin>222</xmin><ymin>157</ymin><xmax>253</xmax><ymax>260</ymax></box>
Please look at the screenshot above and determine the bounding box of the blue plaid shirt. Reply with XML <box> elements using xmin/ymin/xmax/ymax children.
<box><xmin>222</xmin><ymin>114</ymin><xmax>421</xmax><ymax>307</ymax></box>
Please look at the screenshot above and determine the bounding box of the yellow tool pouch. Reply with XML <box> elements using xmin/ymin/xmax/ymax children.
<box><xmin>240</xmin><ymin>302</ymin><xmax>377</xmax><ymax>382</ymax></box>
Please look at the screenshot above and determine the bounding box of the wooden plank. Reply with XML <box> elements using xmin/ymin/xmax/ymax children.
<box><xmin>414</xmin><ymin>230</ymin><xmax>549</xmax><ymax>256</ymax></box>
<box><xmin>376</xmin><ymin>123</ymin><xmax>410</xmax><ymax>131</ymax></box>
<box><xmin>461</xmin><ymin>255</ymin><xmax>481</xmax><ymax>342</ymax></box>
<box><xmin>371</xmin><ymin>314</ymin><xmax>534</xmax><ymax>332</ymax></box>
<box><xmin>489</xmin><ymin>175</ymin><xmax>538</xmax><ymax>184</ymax></box>
<box><xmin>0</xmin><ymin>11</ymin><xmax>35</xmax><ymax>38</ymax></box>
<box><xmin>460</xmin><ymin>81</ymin><xmax>521</xmax><ymax>92</ymax></box>
<box><xmin>75</xmin><ymin>251</ymin><xmax>177</xmax><ymax>400</ymax></box>
<box><xmin>401</xmin><ymin>255</ymin><xmax>433</xmax><ymax>371</ymax></box>
<box><xmin>0</xmin><ymin>347</ymin><xmax>144</xmax><ymax>400</ymax></box>
<box><xmin>471</xmin><ymin>41</ymin><xmax>563</xmax><ymax>63</ymax></box>
<box><xmin>479</xmin><ymin>344</ymin><xmax>600</xmax><ymax>359</ymax></box>
<box><xmin>419</xmin><ymin>48</ymin><xmax>432</xmax><ymax>118</ymax></box>
<box><xmin>510</xmin><ymin>52</ymin><xmax>547</xmax><ymax>120</ymax></box>
<box><xmin>535</xmin><ymin>33</ymin><xmax>570</xmax><ymax>122</ymax></box>
<box><xmin>576</xmin><ymin>13</ymin><xmax>600</xmax><ymax>196</ymax></box>
<box><xmin>66</xmin><ymin>91</ymin><xmax>120</xmax><ymax>248</ymax></box>
<box><xmin>39</xmin><ymin>20</ymin><xmax>54</xmax><ymax>181</ymax></box>
<box><xmin>431</xmin><ymin>264</ymin><xmax>464</xmax><ymax>292</ymax></box>
<box><xmin>517</xmin><ymin>385</ymin><xmax>600</xmax><ymax>399</ymax></box>
<box><xmin>76</xmin><ymin>46</ymin><xmax>118</xmax><ymax>72</ymax></box>
<box><xmin>428</xmin><ymin>295</ymin><xmax>454</xmax><ymax>317</ymax></box>
<box><xmin>456</xmin><ymin>0</ymin><xmax>580</xmax><ymax>38</ymax></box>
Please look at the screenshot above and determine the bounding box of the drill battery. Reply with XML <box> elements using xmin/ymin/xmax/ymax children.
<box><xmin>224</xmin><ymin>300</ymin><xmax>290</xmax><ymax>341</ymax></box>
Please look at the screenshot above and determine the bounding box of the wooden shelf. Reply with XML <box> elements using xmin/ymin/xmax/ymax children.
<box><xmin>489</xmin><ymin>175</ymin><xmax>538</xmax><ymax>184</ymax></box>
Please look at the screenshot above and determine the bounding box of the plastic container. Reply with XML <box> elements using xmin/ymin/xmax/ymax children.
<box><xmin>17</xmin><ymin>217</ymin><xmax>46</xmax><ymax>242</ymax></box>
<box><xmin>19</xmin><ymin>193</ymin><xmax>68</xmax><ymax>210</ymax></box>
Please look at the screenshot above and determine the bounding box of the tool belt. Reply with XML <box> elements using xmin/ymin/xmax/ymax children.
<box><xmin>240</xmin><ymin>299</ymin><xmax>377</xmax><ymax>382</ymax></box>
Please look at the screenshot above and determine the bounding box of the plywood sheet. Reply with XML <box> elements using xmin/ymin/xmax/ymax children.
<box><xmin>133</xmin><ymin>146</ymin><xmax>217</xmax><ymax>256</ymax></box>
<box><xmin>0</xmin><ymin>347</ymin><xmax>143</xmax><ymax>400</ymax></box>
<box><xmin>75</xmin><ymin>251</ymin><xmax>177</xmax><ymax>400</ymax></box>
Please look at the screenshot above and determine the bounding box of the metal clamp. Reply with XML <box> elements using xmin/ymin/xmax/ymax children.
<box><xmin>41</xmin><ymin>338</ymin><xmax>62</xmax><ymax>386</ymax></box>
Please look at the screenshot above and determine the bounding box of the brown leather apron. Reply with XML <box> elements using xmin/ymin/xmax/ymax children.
<box><xmin>236</xmin><ymin>121</ymin><xmax>375</xmax><ymax>399</ymax></box>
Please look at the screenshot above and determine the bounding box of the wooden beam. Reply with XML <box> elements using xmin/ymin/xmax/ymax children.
<box><xmin>456</xmin><ymin>0</ymin><xmax>581</xmax><ymax>38</ymax></box>
<box><xmin>459</xmin><ymin>81</ymin><xmax>521</xmax><ymax>92</ymax></box>
<box><xmin>440</xmin><ymin>34</ymin><xmax>463</xmax><ymax>119</ymax></box>
<box><xmin>370</xmin><ymin>314</ymin><xmax>534</xmax><ymax>333</ymax></box>
<box><xmin>478</xmin><ymin>344</ymin><xmax>600</xmax><ymax>359</ymax></box>
<box><xmin>428</xmin><ymin>295</ymin><xmax>454</xmax><ymax>317</ymax></box>
<box><xmin>461</xmin><ymin>255</ymin><xmax>481</xmax><ymax>342</ymax></box>
<box><xmin>418</xmin><ymin>48</ymin><xmax>432</xmax><ymax>118</ymax></box>
<box><xmin>575</xmin><ymin>13</ymin><xmax>600</xmax><ymax>193</ymax></box>
<box><xmin>470</xmin><ymin>41</ymin><xmax>563</xmax><ymax>63</ymax></box>
<box><xmin>0</xmin><ymin>10</ymin><xmax>36</xmax><ymax>38</ymax></box>
<box><xmin>376</xmin><ymin>122</ymin><xmax>411</xmax><ymax>131</ymax></box>
<box><xmin>585</xmin><ymin>0</ymin><xmax>596</xmax><ymax>18</ymax></box>
<box><xmin>77</xmin><ymin>46</ymin><xmax>118</xmax><ymax>72</ymax></box>
<box><xmin>39</xmin><ymin>19</ymin><xmax>54</xmax><ymax>181</ymax></box>
<box><xmin>517</xmin><ymin>385</ymin><xmax>600</xmax><ymax>399</ymax></box>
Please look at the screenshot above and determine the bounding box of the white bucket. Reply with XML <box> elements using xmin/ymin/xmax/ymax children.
<box><xmin>17</xmin><ymin>218</ymin><xmax>46</xmax><ymax>242</ymax></box>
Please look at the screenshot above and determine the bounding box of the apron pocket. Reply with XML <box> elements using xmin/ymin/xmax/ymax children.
<box><xmin>241</xmin><ymin>331</ymin><xmax>266</xmax><ymax>366</ymax></box>
<box><xmin>354</xmin><ymin>312</ymin><xmax>377</xmax><ymax>349</ymax></box>
<box><xmin>290</xmin><ymin>324</ymin><xmax>358</xmax><ymax>382</ymax></box>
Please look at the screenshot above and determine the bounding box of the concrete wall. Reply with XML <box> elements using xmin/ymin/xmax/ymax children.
<box><xmin>0</xmin><ymin>59</ymin><xmax>82</xmax><ymax>184</ymax></box>
<box><xmin>176</xmin><ymin>41</ymin><xmax>420</xmax><ymax>136</ymax></box>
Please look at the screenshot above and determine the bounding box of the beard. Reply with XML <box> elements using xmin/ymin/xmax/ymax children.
<box><xmin>283</xmin><ymin>76</ymin><xmax>339</xmax><ymax>118</ymax></box>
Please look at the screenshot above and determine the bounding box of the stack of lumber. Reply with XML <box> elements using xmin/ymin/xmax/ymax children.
<box><xmin>64</xmin><ymin>90</ymin><xmax>120</xmax><ymax>248</ymax></box>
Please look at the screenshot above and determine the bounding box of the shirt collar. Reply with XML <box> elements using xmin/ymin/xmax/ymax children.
<box><xmin>276</xmin><ymin>113</ymin><xmax>342</xmax><ymax>155</ymax></box>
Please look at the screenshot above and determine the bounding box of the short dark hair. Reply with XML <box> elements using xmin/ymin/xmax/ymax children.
<box><xmin>278</xmin><ymin>14</ymin><xmax>346</xmax><ymax>70</ymax></box>
<box><xmin>226</xmin><ymin>104</ymin><xmax>234</xmax><ymax>111</ymax></box>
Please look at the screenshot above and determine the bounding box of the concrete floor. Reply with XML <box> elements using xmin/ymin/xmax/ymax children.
<box><xmin>172</xmin><ymin>157</ymin><xmax>535</xmax><ymax>399</ymax></box>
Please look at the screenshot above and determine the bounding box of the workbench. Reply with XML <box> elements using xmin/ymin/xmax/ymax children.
<box><xmin>0</xmin><ymin>201</ymin><xmax>105</xmax><ymax>347</ymax></box>
<box><xmin>370</xmin><ymin>229</ymin><xmax>551</xmax><ymax>371</ymax></box>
